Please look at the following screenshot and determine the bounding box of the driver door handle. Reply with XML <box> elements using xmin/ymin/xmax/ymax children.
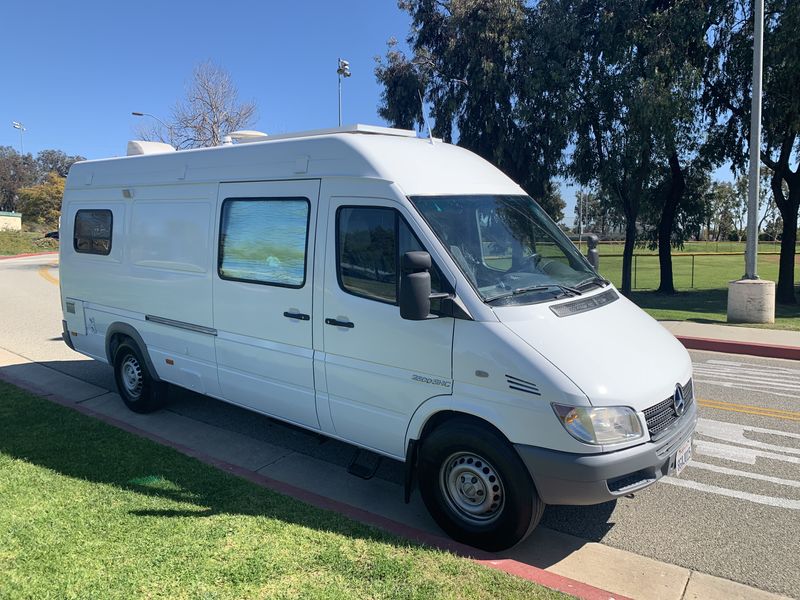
<box><xmin>284</xmin><ymin>311</ymin><xmax>310</xmax><ymax>321</ymax></box>
<box><xmin>325</xmin><ymin>318</ymin><xmax>354</xmax><ymax>328</ymax></box>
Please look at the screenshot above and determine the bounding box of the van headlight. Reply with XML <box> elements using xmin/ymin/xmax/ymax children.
<box><xmin>551</xmin><ymin>404</ymin><xmax>643</xmax><ymax>445</ymax></box>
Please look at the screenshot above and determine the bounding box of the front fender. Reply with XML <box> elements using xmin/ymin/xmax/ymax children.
<box><xmin>405</xmin><ymin>383</ymin><xmax>605</xmax><ymax>455</ymax></box>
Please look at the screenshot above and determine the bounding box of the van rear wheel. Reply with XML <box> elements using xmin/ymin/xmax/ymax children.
<box><xmin>418</xmin><ymin>418</ymin><xmax>544</xmax><ymax>551</ymax></box>
<box><xmin>113</xmin><ymin>341</ymin><xmax>165</xmax><ymax>414</ymax></box>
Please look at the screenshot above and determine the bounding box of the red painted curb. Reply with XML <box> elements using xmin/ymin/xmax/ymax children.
<box><xmin>676</xmin><ymin>334</ymin><xmax>800</xmax><ymax>361</ymax></box>
<box><xmin>0</xmin><ymin>251</ymin><xmax>58</xmax><ymax>260</ymax></box>
<box><xmin>0</xmin><ymin>371</ymin><xmax>628</xmax><ymax>600</ymax></box>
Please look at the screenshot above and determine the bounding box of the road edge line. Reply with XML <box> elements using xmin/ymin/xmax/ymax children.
<box><xmin>0</xmin><ymin>370</ymin><xmax>627</xmax><ymax>600</ymax></box>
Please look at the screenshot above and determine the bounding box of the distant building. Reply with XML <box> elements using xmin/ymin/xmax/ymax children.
<box><xmin>0</xmin><ymin>211</ymin><xmax>22</xmax><ymax>231</ymax></box>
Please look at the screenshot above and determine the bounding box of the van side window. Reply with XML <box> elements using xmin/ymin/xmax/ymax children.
<box><xmin>74</xmin><ymin>209</ymin><xmax>112</xmax><ymax>255</ymax></box>
<box><xmin>337</xmin><ymin>206</ymin><xmax>442</xmax><ymax>304</ymax></box>
<box><xmin>219</xmin><ymin>198</ymin><xmax>309</xmax><ymax>288</ymax></box>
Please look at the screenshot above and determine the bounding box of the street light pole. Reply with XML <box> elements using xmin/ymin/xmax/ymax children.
<box><xmin>11</xmin><ymin>121</ymin><xmax>25</xmax><ymax>154</ymax></box>
<box><xmin>336</xmin><ymin>59</ymin><xmax>351</xmax><ymax>127</ymax></box>
<box><xmin>131</xmin><ymin>112</ymin><xmax>173</xmax><ymax>144</ymax></box>
<box><xmin>727</xmin><ymin>0</ymin><xmax>773</xmax><ymax>324</ymax></box>
<box><xmin>745</xmin><ymin>0</ymin><xmax>764</xmax><ymax>279</ymax></box>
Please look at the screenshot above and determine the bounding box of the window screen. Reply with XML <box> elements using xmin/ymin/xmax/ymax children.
<box><xmin>219</xmin><ymin>198</ymin><xmax>309</xmax><ymax>287</ymax></box>
<box><xmin>337</xmin><ymin>206</ymin><xmax>442</xmax><ymax>304</ymax></box>
<box><xmin>74</xmin><ymin>209</ymin><xmax>112</xmax><ymax>255</ymax></box>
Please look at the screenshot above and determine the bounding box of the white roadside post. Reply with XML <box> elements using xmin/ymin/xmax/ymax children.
<box><xmin>727</xmin><ymin>0</ymin><xmax>775</xmax><ymax>323</ymax></box>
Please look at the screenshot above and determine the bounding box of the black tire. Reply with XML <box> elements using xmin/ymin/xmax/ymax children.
<box><xmin>113</xmin><ymin>341</ymin><xmax>166</xmax><ymax>414</ymax></box>
<box><xmin>418</xmin><ymin>417</ymin><xmax>544</xmax><ymax>551</ymax></box>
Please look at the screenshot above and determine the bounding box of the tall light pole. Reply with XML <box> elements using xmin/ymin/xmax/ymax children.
<box><xmin>11</xmin><ymin>121</ymin><xmax>25</xmax><ymax>154</ymax></box>
<box><xmin>131</xmin><ymin>111</ymin><xmax>173</xmax><ymax>144</ymax></box>
<box><xmin>744</xmin><ymin>0</ymin><xmax>764</xmax><ymax>280</ymax></box>
<box><xmin>337</xmin><ymin>58</ymin><xmax>351</xmax><ymax>127</ymax></box>
<box><xmin>727</xmin><ymin>0</ymin><xmax>773</xmax><ymax>324</ymax></box>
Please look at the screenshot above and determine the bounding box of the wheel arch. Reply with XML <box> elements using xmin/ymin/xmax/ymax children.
<box><xmin>405</xmin><ymin>394</ymin><xmax>515</xmax><ymax>449</ymax></box>
<box><xmin>105</xmin><ymin>322</ymin><xmax>161</xmax><ymax>382</ymax></box>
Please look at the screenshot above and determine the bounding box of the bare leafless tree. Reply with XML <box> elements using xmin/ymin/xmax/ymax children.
<box><xmin>137</xmin><ymin>61</ymin><xmax>257</xmax><ymax>149</ymax></box>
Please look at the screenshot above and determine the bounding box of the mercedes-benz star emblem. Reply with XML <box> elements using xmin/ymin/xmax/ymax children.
<box><xmin>673</xmin><ymin>385</ymin><xmax>686</xmax><ymax>417</ymax></box>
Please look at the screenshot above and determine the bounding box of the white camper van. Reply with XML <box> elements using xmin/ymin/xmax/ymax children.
<box><xmin>60</xmin><ymin>125</ymin><xmax>695</xmax><ymax>550</ymax></box>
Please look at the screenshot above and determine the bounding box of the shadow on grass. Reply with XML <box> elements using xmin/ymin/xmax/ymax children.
<box><xmin>0</xmin><ymin>368</ymin><xmax>621</xmax><ymax>571</ymax></box>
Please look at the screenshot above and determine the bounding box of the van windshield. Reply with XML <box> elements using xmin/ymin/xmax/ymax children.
<box><xmin>410</xmin><ymin>195</ymin><xmax>599</xmax><ymax>305</ymax></box>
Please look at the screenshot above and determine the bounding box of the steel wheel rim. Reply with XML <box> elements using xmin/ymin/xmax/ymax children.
<box><xmin>120</xmin><ymin>354</ymin><xmax>143</xmax><ymax>400</ymax></box>
<box><xmin>440</xmin><ymin>451</ymin><xmax>505</xmax><ymax>525</ymax></box>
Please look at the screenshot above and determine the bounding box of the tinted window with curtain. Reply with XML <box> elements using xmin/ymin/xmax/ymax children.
<box><xmin>219</xmin><ymin>198</ymin><xmax>309</xmax><ymax>287</ymax></box>
<box><xmin>337</xmin><ymin>207</ymin><xmax>442</xmax><ymax>304</ymax></box>
<box><xmin>74</xmin><ymin>209</ymin><xmax>112</xmax><ymax>255</ymax></box>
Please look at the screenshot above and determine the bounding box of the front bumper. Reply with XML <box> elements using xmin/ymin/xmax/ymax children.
<box><xmin>515</xmin><ymin>401</ymin><xmax>697</xmax><ymax>505</ymax></box>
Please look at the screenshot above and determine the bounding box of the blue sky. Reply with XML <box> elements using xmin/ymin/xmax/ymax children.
<box><xmin>1</xmin><ymin>1</ymin><xmax>735</xmax><ymax>225</ymax></box>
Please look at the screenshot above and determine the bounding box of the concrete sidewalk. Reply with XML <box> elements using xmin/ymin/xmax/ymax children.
<box><xmin>660</xmin><ymin>320</ymin><xmax>800</xmax><ymax>361</ymax></box>
<box><xmin>0</xmin><ymin>346</ymin><xmax>789</xmax><ymax>600</ymax></box>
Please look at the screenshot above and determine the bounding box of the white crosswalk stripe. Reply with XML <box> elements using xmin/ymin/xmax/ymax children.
<box><xmin>661</xmin><ymin>417</ymin><xmax>800</xmax><ymax>509</ymax></box>
<box><xmin>691</xmin><ymin>358</ymin><xmax>800</xmax><ymax>399</ymax></box>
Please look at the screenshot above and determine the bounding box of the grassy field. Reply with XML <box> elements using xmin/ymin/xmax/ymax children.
<box><xmin>597</xmin><ymin>252</ymin><xmax>792</xmax><ymax>291</ymax></box>
<box><xmin>0</xmin><ymin>381</ymin><xmax>565</xmax><ymax>600</ymax></box>
<box><xmin>0</xmin><ymin>230</ymin><xmax>58</xmax><ymax>255</ymax></box>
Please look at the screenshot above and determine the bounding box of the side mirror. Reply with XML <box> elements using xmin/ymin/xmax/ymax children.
<box><xmin>400</xmin><ymin>251</ymin><xmax>432</xmax><ymax>320</ymax></box>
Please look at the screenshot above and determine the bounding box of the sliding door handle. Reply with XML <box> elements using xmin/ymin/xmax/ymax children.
<box><xmin>284</xmin><ymin>311</ymin><xmax>310</xmax><ymax>321</ymax></box>
<box><xmin>325</xmin><ymin>318</ymin><xmax>354</xmax><ymax>328</ymax></box>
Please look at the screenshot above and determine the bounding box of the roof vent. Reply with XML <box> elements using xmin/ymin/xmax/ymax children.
<box><xmin>223</xmin><ymin>130</ymin><xmax>269</xmax><ymax>145</ymax></box>
<box><xmin>126</xmin><ymin>140</ymin><xmax>176</xmax><ymax>156</ymax></box>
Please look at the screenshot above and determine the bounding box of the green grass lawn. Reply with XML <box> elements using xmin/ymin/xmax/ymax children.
<box><xmin>596</xmin><ymin>252</ymin><xmax>791</xmax><ymax>291</ymax></box>
<box><xmin>0</xmin><ymin>230</ymin><xmax>58</xmax><ymax>255</ymax></box>
<box><xmin>594</xmin><ymin>254</ymin><xmax>800</xmax><ymax>330</ymax></box>
<box><xmin>0</xmin><ymin>382</ymin><xmax>565</xmax><ymax>600</ymax></box>
<box><xmin>585</xmin><ymin>248</ymin><xmax>800</xmax><ymax>329</ymax></box>
<box><xmin>630</xmin><ymin>289</ymin><xmax>800</xmax><ymax>330</ymax></box>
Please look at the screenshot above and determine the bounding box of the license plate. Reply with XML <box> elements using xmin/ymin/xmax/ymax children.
<box><xmin>674</xmin><ymin>438</ymin><xmax>692</xmax><ymax>476</ymax></box>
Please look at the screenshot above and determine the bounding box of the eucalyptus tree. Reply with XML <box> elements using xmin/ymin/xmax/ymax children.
<box><xmin>375</xmin><ymin>0</ymin><xmax>569</xmax><ymax>220</ymax></box>
<box><xmin>704</xmin><ymin>0</ymin><xmax>800</xmax><ymax>303</ymax></box>
<box><xmin>563</xmin><ymin>0</ymin><xmax>715</xmax><ymax>295</ymax></box>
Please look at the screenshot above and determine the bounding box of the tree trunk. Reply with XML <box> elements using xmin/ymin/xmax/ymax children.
<box><xmin>621</xmin><ymin>218</ymin><xmax>637</xmax><ymax>296</ymax></box>
<box><xmin>657</xmin><ymin>153</ymin><xmax>685</xmax><ymax>294</ymax></box>
<box><xmin>775</xmin><ymin>193</ymin><xmax>799</xmax><ymax>304</ymax></box>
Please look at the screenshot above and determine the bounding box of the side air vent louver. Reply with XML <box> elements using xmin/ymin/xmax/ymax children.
<box><xmin>506</xmin><ymin>374</ymin><xmax>541</xmax><ymax>396</ymax></box>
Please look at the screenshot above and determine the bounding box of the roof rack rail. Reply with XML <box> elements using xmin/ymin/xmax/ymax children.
<box><xmin>261</xmin><ymin>124</ymin><xmax>418</xmax><ymax>142</ymax></box>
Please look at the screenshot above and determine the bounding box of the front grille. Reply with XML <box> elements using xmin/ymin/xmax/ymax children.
<box><xmin>644</xmin><ymin>379</ymin><xmax>693</xmax><ymax>439</ymax></box>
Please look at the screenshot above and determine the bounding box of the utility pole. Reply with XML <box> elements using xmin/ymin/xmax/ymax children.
<box><xmin>337</xmin><ymin>58</ymin><xmax>351</xmax><ymax>127</ymax></box>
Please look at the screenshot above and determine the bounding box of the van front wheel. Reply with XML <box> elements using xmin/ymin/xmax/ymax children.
<box><xmin>113</xmin><ymin>342</ymin><xmax>165</xmax><ymax>414</ymax></box>
<box><xmin>418</xmin><ymin>419</ymin><xmax>544</xmax><ymax>551</ymax></box>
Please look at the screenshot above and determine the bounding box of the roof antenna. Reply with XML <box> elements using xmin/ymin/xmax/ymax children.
<box><xmin>418</xmin><ymin>89</ymin><xmax>434</xmax><ymax>145</ymax></box>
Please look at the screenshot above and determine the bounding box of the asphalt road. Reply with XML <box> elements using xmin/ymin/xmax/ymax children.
<box><xmin>1</xmin><ymin>254</ymin><xmax>798</xmax><ymax>598</ymax></box>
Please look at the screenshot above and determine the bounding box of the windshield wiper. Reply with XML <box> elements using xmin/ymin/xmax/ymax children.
<box><xmin>486</xmin><ymin>283</ymin><xmax>582</xmax><ymax>304</ymax></box>
<box><xmin>575</xmin><ymin>275</ymin><xmax>610</xmax><ymax>291</ymax></box>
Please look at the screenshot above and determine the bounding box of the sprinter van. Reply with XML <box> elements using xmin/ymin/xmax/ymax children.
<box><xmin>60</xmin><ymin>125</ymin><xmax>695</xmax><ymax>550</ymax></box>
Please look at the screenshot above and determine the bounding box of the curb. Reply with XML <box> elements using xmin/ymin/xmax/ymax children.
<box><xmin>675</xmin><ymin>335</ymin><xmax>800</xmax><ymax>361</ymax></box>
<box><xmin>0</xmin><ymin>370</ymin><xmax>627</xmax><ymax>600</ymax></box>
<box><xmin>0</xmin><ymin>251</ymin><xmax>58</xmax><ymax>260</ymax></box>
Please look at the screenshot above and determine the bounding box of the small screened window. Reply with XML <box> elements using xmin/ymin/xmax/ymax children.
<box><xmin>74</xmin><ymin>209</ymin><xmax>112</xmax><ymax>255</ymax></box>
<box><xmin>337</xmin><ymin>206</ymin><xmax>442</xmax><ymax>304</ymax></box>
<box><xmin>218</xmin><ymin>198</ymin><xmax>309</xmax><ymax>287</ymax></box>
